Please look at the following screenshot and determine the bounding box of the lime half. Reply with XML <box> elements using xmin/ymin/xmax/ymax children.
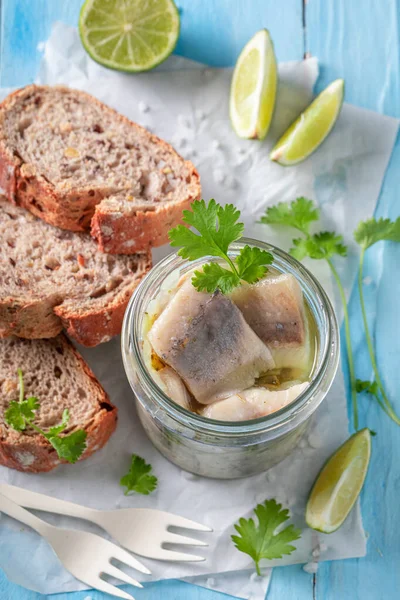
<box><xmin>79</xmin><ymin>0</ymin><xmax>180</xmax><ymax>72</ymax></box>
<box><xmin>270</xmin><ymin>79</ymin><xmax>344</xmax><ymax>165</ymax></box>
<box><xmin>306</xmin><ymin>428</ymin><xmax>371</xmax><ymax>534</ymax></box>
<box><xmin>230</xmin><ymin>29</ymin><xmax>277</xmax><ymax>140</ymax></box>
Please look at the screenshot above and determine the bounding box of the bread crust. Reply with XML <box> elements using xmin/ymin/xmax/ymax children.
<box><xmin>0</xmin><ymin>252</ymin><xmax>151</xmax><ymax>346</ymax></box>
<box><xmin>92</xmin><ymin>171</ymin><xmax>200</xmax><ymax>253</ymax></box>
<box><xmin>0</xmin><ymin>85</ymin><xmax>202</xmax><ymax>252</ymax></box>
<box><xmin>0</xmin><ymin>335</ymin><xmax>117</xmax><ymax>473</ymax></box>
<box><xmin>55</xmin><ymin>271</ymin><xmax>151</xmax><ymax>347</ymax></box>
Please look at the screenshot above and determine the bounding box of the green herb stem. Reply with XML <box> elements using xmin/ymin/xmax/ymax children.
<box><xmin>255</xmin><ymin>562</ymin><xmax>261</xmax><ymax>577</ymax></box>
<box><xmin>17</xmin><ymin>369</ymin><xmax>24</xmax><ymax>403</ymax></box>
<box><xmin>326</xmin><ymin>258</ymin><xmax>358</xmax><ymax>430</ymax></box>
<box><xmin>358</xmin><ymin>248</ymin><xmax>400</xmax><ymax>426</ymax></box>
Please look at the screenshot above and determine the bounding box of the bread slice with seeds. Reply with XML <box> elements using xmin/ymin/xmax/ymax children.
<box><xmin>0</xmin><ymin>335</ymin><xmax>117</xmax><ymax>473</ymax></box>
<box><xmin>0</xmin><ymin>85</ymin><xmax>201</xmax><ymax>253</ymax></box>
<box><xmin>0</xmin><ymin>197</ymin><xmax>151</xmax><ymax>346</ymax></box>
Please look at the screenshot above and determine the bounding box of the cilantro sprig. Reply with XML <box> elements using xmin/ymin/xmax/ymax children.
<box><xmin>261</xmin><ymin>198</ymin><xmax>359</xmax><ymax>428</ymax></box>
<box><xmin>354</xmin><ymin>217</ymin><xmax>400</xmax><ymax>426</ymax></box>
<box><xmin>232</xmin><ymin>499</ymin><xmax>301</xmax><ymax>576</ymax></box>
<box><xmin>120</xmin><ymin>454</ymin><xmax>158</xmax><ymax>496</ymax></box>
<box><xmin>261</xmin><ymin>199</ymin><xmax>400</xmax><ymax>430</ymax></box>
<box><xmin>5</xmin><ymin>369</ymin><xmax>87</xmax><ymax>463</ymax></box>
<box><xmin>169</xmin><ymin>199</ymin><xmax>273</xmax><ymax>294</ymax></box>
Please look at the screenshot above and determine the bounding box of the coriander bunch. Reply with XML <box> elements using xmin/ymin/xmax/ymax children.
<box><xmin>5</xmin><ymin>369</ymin><xmax>87</xmax><ymax>463</ymax></box>
<box><xmin>169</xmin><ymin>199</ymin><xmax>273</xmax><ymax>294</ymax></box>
<box><xmin>260</xmin><ymin>198</ymin><xmax>359</xmax><ymax>429</ymax></box>
<box><xmin>354</xmin><ymin>218</ymin><xmax>400</xmax><ymax>425</ymax></box>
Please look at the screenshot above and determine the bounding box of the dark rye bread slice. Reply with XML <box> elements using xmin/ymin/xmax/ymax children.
<box><xmin>0</xmin><ymin>198</ymin><xmax>151</xmax><ymax>346</ymax></box>
<box><xmin>0</xmin><ymin>85</ymin><xmax>201</xmax><ymax>254</ymax></box>
<box><xmin>0</xmin><ymin>335</ymin><xmax>117</xmax><ymax>473</ymax></box>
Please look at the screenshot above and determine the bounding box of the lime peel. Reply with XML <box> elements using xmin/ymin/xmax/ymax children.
<box><xmin>79</xmin><ymin>0</ymin><xmax>180</xmax><ymax>73</ymax></box>
<box><xmin>230</xmin><ymin>29</ymin><xmax>277</xmax><ymax>140</ymax></box>
<box><xmin>270</xmin><ymin>78</ymin><xmax>345</xmax><ymax>166</ymax></box>
<box><xmin>306</xmin><ymin>428</ymin><xmax>371</xmax><ymax>534</ymax></box>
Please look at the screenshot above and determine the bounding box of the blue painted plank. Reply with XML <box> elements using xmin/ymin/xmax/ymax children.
<box><xmin>307</xmin><ymin>0</ymin><xmax>400</xmax><ymax>598</ymax></box>
<box><xmin>0</xmin><ymin>3</ymin><xmax>305</xmax><ymax>600</ymax></box>
<box><xmin>0</xmin><ymin>0</ymin><xmax>304</xmax><ymax>88</ymax></box>
<box><xmin>307</xmin><ymin>0</ymin><xmax>400</xmax><ymax>116</ymax></box>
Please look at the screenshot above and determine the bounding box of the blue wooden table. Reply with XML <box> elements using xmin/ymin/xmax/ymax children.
<box><xmin>1</xmin><ymin>1</ymin><xmax>399</xmax><ymax>599</ymax></box>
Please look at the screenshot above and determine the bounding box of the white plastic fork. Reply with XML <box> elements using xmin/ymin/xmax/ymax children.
<box><xmin>0</xmin><ymin>483</ymin><xmax>212</xmax><ymax>562</ymax></box>
<box><xmin>0</xmin><ymin>492</ymin><xmax>150</xmax><ymax>600</ymax></box>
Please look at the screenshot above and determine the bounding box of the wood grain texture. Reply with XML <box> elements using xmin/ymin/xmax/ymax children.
<box><xmin>0</xmin><ymin>0</ymin><xmax>303</xmax><ymax>87</ymax></box>
<box><xmin>1</xmin><ymin>0</ymin><xmax>399</xmax><ymax>599</ymax></box>
<box><xmin>0</xmin><ymin>3</ymin><xmax>304</xmax><ymax>600</ymax></box>
<box><xmin>307</xmin><ymin>1</ymin><xmax>400</xmax><ymax>599</ymax></box>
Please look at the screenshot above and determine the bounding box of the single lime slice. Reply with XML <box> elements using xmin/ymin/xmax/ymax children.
<box><xmin>306</xmin><ymin>428</ymin><xmax>371</xmax><ymax>534</ymax></box>
<box><xmin>230</xmin><ymin>29</ymin><xmax>277</xmax><ymax>140</ymax></box>
<box><xmin>270</xmin><ymin>79</ymin><xmax>344</xmax><ymax>165</ymax></box>
<box><xmin>79</xmin><ymin>0</ymin><xmax>180</xmax><ymax>73</ymax></box>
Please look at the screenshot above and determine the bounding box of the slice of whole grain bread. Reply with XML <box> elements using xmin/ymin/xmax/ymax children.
<box><xmin>0</xmin><ymin>85</ymin><xmax>201</xmax><ymax>253</ymax></box>
<box><xmin>0</xmin><ymin>198</ymin><xmax>151</xmax><ymax>346</ymax></box>
<box><xmin>0</xmin><ymin>335</ymin><xmax>117</xmax><ymax>473</ymax></box>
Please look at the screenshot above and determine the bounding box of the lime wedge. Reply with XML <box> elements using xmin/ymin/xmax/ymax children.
<box><xmin>270</xmin><ymin>79</ymin><xmax>344</xmax><ymax>165</ymax></box>
<box><xmin>229</xmin><ymin>29</ymin><xmax>277</xmax><ymax>140</ymax></box>
<box><xmin>306</xmin><ymin>428</ymin><xmax>371</xmax><ymax>534</ymax></box>
<box><xmin>79</xmin><ymin>0</ymin><xmax>180</xmax><ymax>72</ymax></box>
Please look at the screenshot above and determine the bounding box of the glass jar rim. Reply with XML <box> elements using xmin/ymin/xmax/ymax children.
<box><xmin>122</xmin><ymin>238</ymin><xmax>339</xmax><ymax>438</ymax></box>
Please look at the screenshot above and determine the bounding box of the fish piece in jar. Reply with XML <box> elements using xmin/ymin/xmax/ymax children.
<box><xmin>231</xmin><ymin>273</ymin><xmax>306</xmax><ymax>348</ymax></box>
<box><xmin>148</xmin><ymin>279</ymin><xmax>275</xmax><ymax>404</ymax></box>
<box><xmin>202</xmin><ymin>381</ymin><xmax>309</xmax><ymax>421</ymax></box>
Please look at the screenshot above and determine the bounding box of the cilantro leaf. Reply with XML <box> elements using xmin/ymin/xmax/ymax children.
<box><xmin>169</xmin><ymin>200</ymin><xmax>244</xmax><ymax>260</ymax></box>
<box><xmin>46</xmin><ymin>408</ymin><xmax>70</xmax><ymax>437</ymax></box>
<box><xmin>169</xmin><ymin>200</ymin><xmax>272</xmax><ymax>294</ymax></box>
<box><xmin>120</xmin><ymin>454</ymin><xmax>158</xmax><ymax>496</ymax></box>
<box><xmin>231</xmin><ymin>499</ymin><xmax>301</xmax><ymax>575</ymax></box>
<box><xmin>290</xmin><ymin>232</ymin><xmax>347</xmax><ymax>261</ymax></box>
<box><xmin>260</xmin><ymin>197</ymin><xmax>320</xmax><ymax>235</ymax></box>
<box><xmin>5</xmin><ymin>396</ymin><xmax>39</xmax><ymax>431</ymax></box>
<box><xmin>356</xmin><ymin>379</ymin><xmax>379</xmax><ymax>396</ymax></box>
<box><xmin>48</xmin><ymin>430</ymin><xmax>87</xmax><ymax>464</ymax></box>
<box><xmin>192</xmin><ymin>263</ymin><xmax>239</xmax><ymax>294</ymax></box>
<box><xmin>236</xmin><ymin>246</ymin><xmax>273</xmax><ymax>284</ymax></box>
<box><xmin>354</xmin><ymin>217</ymin><xmax>400</xmax><ymax>249</ymax></box>
<box><xmin>4</xmin><ymin>371</ymin><xmax>86</xmax><ymax>463</ymax></box>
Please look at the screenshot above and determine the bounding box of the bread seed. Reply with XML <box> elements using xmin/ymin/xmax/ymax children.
<box><xmin>64</xmin><ymin>147</ymin><xmax>80</xmax><ymax>159</ymax></box>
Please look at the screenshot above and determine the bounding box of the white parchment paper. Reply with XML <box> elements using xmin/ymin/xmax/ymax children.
<box><xmin>0</xmin><ymin>22</ymin><xmax>398</xmax><ymax>600</ymax></box>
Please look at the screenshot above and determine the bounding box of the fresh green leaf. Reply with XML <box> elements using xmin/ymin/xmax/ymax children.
<box><xmin>260</xmin><ymin>197</ymin><xmax>320</xmax><ymax>235</ymax></box>
<box><xmin>4</xmin><ymin>371</ymin><xmax>86</xmax><ymax>463</ymax></box>
<box><xmin>231</xmin><ymin>499</ymin><xmax>301</xmax><ymax>575</ymax></box>
<box><xmin>5</xmin><ymin>396</ymin><xmax>39</xmax><ymax>431</ymax></box>
<box><xmin>5</xmin><ymin>401</ymin><xmax>28</xmax><ymax>431</ymax></box>
<box><xmin>236</xmin><ymin>246</ymin><xmax>273</xmax><ymax>284</ymax></box>
<box><xmin>48</xmin><ymin>430</ymin><xmax>87</xmax><ymax>464</ymax></box>
<box><xmin>169</xmin><ymin>199</ymin><xmax>244</xmax><ymax>260</ymax></box>
<box><xmin>45</xmin><ymin>408</ymin><xmax>70</xmax><ymax>438</ymax></box>
<box><xmin>169</xmin><ymin>200</ymin><xmax>272</xmax><ymax>294</ymax></box>
<box><xmin>290</xmin><ymin>232</ymin><xmax>347</xmax><ymax>261</ymax></box>
<box><xmin>354</xmin><ymin>217</ymin><xmax>400</xmax><ymax>250</ymax></box>
<box><xmin>192</xmin><ymin>263</ymin><xmax>240</xmax><ymax>294</ymax></box>
<box><xmin>356</xmin><ymin>379</ymin><xmax>379</xmax><ymax>396</ymax></box>
<box><xmin>120</xmin><ymin>454</ymin><xmax>158</xmax><ymax>496</ymax></box>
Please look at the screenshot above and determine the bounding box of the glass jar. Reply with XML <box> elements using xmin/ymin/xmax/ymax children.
<box><xmin>121</xmin><ymin>239</ymin><xmax>339</xmax><ymax>479</ymax></box>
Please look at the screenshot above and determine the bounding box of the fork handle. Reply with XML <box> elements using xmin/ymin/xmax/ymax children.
<box><xmin>0</xmin><ymin>492</ymin><xmax>53</xmax><ymax>538</ymax></box>
<box><xmin>0</xmin><ymin>483</ymin><xmax>98</xmax><ymax>523</ymax></box>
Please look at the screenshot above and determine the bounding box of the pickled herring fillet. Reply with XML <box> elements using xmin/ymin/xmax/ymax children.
<box><xmin>158</xmin><ymin>366</ymin><xmax>193</xmax><ymax>411</ymax></box>
<box><xmin>202</xmin><ymin>382</ymin><xmax>309</xmax><ymax>421</ymax></box>
<box><xmin>148</xmin><ymin>279</ymin><xmax>275</xmax><ymax>404</ymax></box>
<box><xmin>231</xmin><ymin>273</ymin><xmax>306</xmax><ymax>347</ymax></box>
